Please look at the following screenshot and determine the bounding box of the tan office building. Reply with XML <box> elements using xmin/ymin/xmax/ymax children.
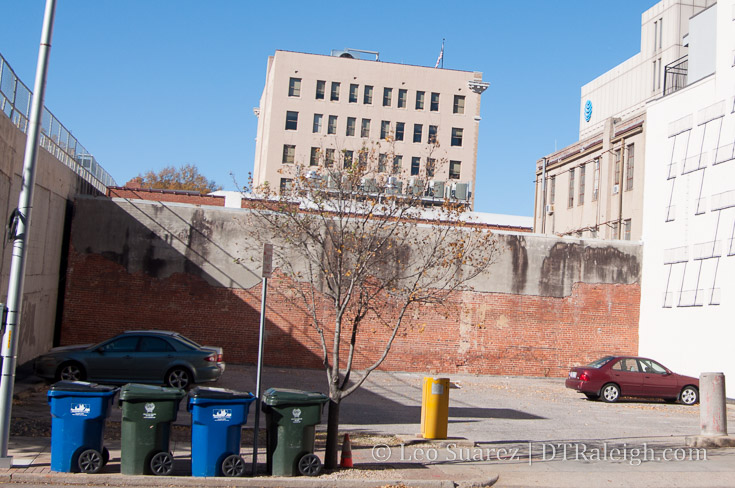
<box><xmin>534</xmin><ymin>0</ymin><xmax>714</xmax><ymax>240</ymax></box>
<box><xmin>252</xmin><ymin>50</ymin><xmax>489</xmax><ymax>207</ymax></box>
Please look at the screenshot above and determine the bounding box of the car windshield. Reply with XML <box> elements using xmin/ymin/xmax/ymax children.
<box><xmin>586</xmin><ymin>356</ymin><xmax>615</xmax><ymax>368</ymax></box>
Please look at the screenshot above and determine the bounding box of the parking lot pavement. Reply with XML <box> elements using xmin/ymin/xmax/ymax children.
<box><xmin>5</xmin><ymin>364</ymin><xmax>735</xmax><ymax>487</ymax></box>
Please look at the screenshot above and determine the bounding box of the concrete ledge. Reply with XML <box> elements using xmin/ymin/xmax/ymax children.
<box><xmin>685</xmin><ymin>435</ymin><xmax>735</xmax><ymax>448</ymax></box>
<box><xmin>6</xmin><ymin>472</ymin><xmax>475</xmax><ymax>488</ymax></box>
<box><xmin>397</xmin><ymin>435</ymin><xmax>476</xmax><ymax>448</ymax></box>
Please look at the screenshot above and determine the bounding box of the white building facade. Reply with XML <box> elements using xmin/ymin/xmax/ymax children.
<box><xmin>640</xmin><ymin>0</ymin><xmax>735</xmax><ymax>397</ymax></box>
<box><xmin>252</xmin><ymin>50</ymin><xmax>489</xmax><ymax>208</ymax></box>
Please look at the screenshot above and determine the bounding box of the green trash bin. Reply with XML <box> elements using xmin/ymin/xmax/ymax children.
<box><xmin>119</xmin><ymin>383</ymin><xmax>186</xmax><ymax>476</ymax></box>
<box><xmin>262</xmin><ymin>388</ymin><xmax>328</xmax><ymax>476</ymax></box>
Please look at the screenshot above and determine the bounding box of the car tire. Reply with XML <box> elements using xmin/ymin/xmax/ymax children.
<box><xmin>165</xmin><ymin>367</ymin><xmax>192</xmax><ymax>389</ymax></box>
<box><xmin>57</xmin><ymin>362</ymin><xmax>86</xmax><ymax>382</ymax></box>
<box><xmin>679</xmin><ymin>386</ymin><xmax>699</xmax><ymax>405</ymax></box>
<box><xmin>584</xmin><ymin>393</ymin><xmax>599</xmax><ymax>401</ymax></box>
<box><xmin>601</xmin><ymin>383</ymin><xmax>620</xmax><ymax>403</ymax></box>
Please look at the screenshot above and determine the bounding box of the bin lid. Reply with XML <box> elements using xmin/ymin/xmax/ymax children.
<box><xmin>189</xmin><ymin>386</ymin><xmax>254</xmax><ymax>400</ymax></box>
<box><xmin>49</xmin><ymin>380</ymin><xmax>117</xmax><ymax>394</ymax></box>
<box><xmin>119</xmin><ymin>383</ymin><xmax>185</xmax><ymax>401</ymax></box>
<box><xmin>262</xmin><ymin>388</ymin><xmax>328</xmax><ymax>406</ymax></box>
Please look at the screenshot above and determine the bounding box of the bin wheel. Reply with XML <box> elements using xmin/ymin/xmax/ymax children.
<box><xmin>78</xmin><ymin>448</ymin><xmax>103</xmax><ymax>474</ymax></box>
<box><xmin>101</xmin><ymin>447</ymin><xmax>110</xmax><ymax>466</ymax></box>
<box><xmin>298</xmin><ymin>453</ymin><xmax>322</xmax><ymax>476</ymax></box>
<box><xmin>150</xmin><ymin>451</ymin><xmax>174</xmax><ymax>476</ymax></box>
<box><xmin>221</xmin><ymin>454</ymin><xmax>247</xmax><ymax>477</ymax></box>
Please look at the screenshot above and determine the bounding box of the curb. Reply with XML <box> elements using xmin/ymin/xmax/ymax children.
<box><xmin>5</xmin><ymin>472</ymin><xmax>499</xmax><ymax>488</ymax></box>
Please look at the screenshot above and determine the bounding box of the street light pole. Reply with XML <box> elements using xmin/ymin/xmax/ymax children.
<box><xmin>251</xmin><ymin>243</ymin><xmax>272</xmax><ymax>475</ymax></box>
<box><xmin>0</xmin><ymin>0</ymin><xmax>57</xmax><ymax>468</ymax></box>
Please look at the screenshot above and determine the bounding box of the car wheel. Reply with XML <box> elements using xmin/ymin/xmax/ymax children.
<box><xmin>57</xmin><ymin>362</ymin><xmax>86</xmax><ymax>382</ymax></box>
<box><xmin>584</xmin><ymin>393</ymin><xmax>599</xmax><ymax>401</ymax></box>
<box><xmin>680</xmin><ymin>386</ymin><xmax>699</xmax><ymax>405</ymax></box>
<box><xmin>165</xmin><ymin>367</ymin><xmax>192</xmax><ymax>389</ymax></box>
<box><xmin>601</xmin><ymin>383</ymin><xmax>620</xmax><ymax>403</ymax></box>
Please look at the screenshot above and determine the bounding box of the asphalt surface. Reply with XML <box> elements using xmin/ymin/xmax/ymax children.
<box><xmin>3</xmin><ymin>364</ymin><xmax>735</xmax><ymax>487</ymax></box>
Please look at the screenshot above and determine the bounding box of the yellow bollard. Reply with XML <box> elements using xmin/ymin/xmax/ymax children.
<box><xmin>420</xmin><ymin>377</ymin><xmax>450</xmax><ymax>439</ymax></box>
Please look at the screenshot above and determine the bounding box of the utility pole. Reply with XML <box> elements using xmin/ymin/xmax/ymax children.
<box><xmin>0</xmin><ymin>0</ymin><xmax>57</xmax><ymax>468</ymax></box>
<box><xmin>251</xmin><ymin>243</ymin><xmax>272</xmax><ymax>475</ymax></box>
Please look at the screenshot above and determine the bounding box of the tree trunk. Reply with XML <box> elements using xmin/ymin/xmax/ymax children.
<box><xmin>324</xmin><ymin>399</ymin><xmax>340</xmax><ymax>469</ymax></box>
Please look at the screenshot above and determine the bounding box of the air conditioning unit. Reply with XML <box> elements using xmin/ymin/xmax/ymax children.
<box><xmin>453</xmin><ymin>182</ymin><xmax>469</xmax><ymax>200</ymax></box>
<box><xmin>430</xmin><ymin>180</ymin><xmax>445</xmax><ymax>198</ymax></box>
<box><xmin>545</xmin><ymin>204</ymin><xmax>554</xmax><ymax>214</ymax></box>
<box><xmin>408</xmin><ymin>178</ymin><xmax>424</xmax><ymax>196</ymax></box>
<box><xmin>612</xmin><ymin>184</ymin><xmax>620</xmax><ymax>194</ymax></box>
<box><xmin>327</xmin><ymin>175</ymin><xmax>339</xmax><ymax>189</ymax></box>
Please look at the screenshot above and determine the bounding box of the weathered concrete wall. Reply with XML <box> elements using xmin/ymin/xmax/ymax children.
<box><xmin>61</xmin><ymin>197</ymin><xmax>642</xmax><ymax>376</ymax></box>
<box><xmin>0</xmin><ymin>112</ymin><xmax>99</xmax><ymax>363</ymax></box>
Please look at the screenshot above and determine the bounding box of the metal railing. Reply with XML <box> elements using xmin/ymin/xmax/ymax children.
<box><xmin>0</xmin><ymin>52</ymin><xmax>115</xmax><ymax>192</ymax></box>
<box><xmin>663</xmin><ymin>55</ymin><xmax>688</xmax><ymax>97</ymax></box>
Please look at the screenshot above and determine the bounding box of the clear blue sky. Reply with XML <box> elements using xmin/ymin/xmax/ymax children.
<box><xmin>1</xmin><ymin>0</ymin><xmax>656</xmax><ymax>216</ymax></box>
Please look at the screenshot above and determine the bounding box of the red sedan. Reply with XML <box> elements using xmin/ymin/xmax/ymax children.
<box><xmin>565</xmin><ymin>356</ymin><xmax>699</xmax><ymax>405</ymax></box>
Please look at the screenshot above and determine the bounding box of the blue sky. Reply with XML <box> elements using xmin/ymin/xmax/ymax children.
<box><xmin>1</xmin><ymin>1</ymin><xmax>657</xmax><ymax>216</ymax></box>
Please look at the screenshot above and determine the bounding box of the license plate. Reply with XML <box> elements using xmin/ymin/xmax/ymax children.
<box><xmin>569</xmin><ymin>371</ymin><xmax>578</xmax><ymax>379</ymax></box>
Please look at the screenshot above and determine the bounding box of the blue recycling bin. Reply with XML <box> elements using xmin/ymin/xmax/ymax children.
<box><xmin>187</xmin><ymin>386</ymin><xmax>255</xmax><ymax>477</ymax></box>
<box><xmin>47</xmin><ymin>381</ymin><xmax>117</xmax><ymax>473</ymax></box>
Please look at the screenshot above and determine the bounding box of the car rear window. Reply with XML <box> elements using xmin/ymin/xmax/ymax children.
<box><xmin>586</xmin><ymin>356</ymin><xmax>614</xmax><ymax>368</ymax></box>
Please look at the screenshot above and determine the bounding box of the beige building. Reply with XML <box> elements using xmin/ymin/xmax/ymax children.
<box><xmin>252</xmin><ymin>50</ymin><xmax>489</xmax><ymax>207</ymax></box>
<box><xmin>534</xmin><ymin>0</ymin><xmax>715</xmax><ymax>239</ymax></box>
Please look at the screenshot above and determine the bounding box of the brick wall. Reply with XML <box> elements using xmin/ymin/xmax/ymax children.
<box><xmin>107</xmin><ymin>187</ymin><xmax>225</xmax><ymax>206</ymax></box>
<box><xmin>62</xmin><ymin>245</ymin><xmax>639</xmax><ymax>377</ymax></box>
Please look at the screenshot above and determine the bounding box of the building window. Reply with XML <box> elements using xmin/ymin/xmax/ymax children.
<box><xmin>349</xmin><ymin>84</ymin><xmax>358</xmax><ymax>103</ymax></box>
<box><xmin>316</xmin><ymin>80</ymin><xmax>325</xmax><ymax>100</ymax></box>
<box><xmin>392</xmin><ymin>155</ymin><xmax>402</xmax><ymax>174</ymax></box>
<box><xmin>282</xmin><ymin>144</ymin><xmax>295</xmax><ymax>164</ymax></box>
<box><xmin>346</xmin><ymin>117</ymin><xmax>356</xmax><ymax>136</ymax></box>
<box><xmin>413</xmin><ymin>124</ymin><xmax>423</xmax><ymax>143</ymax></box>
<box><xmin>289</xmin><ymin>77</ymin><xmax>301</xmax><ymax>97</ymax></box>
<box><xmin>451</xmin><ymin>128</ymin><xmax>463</xmax><ymax>146</ymax></box>
<box><xmin>363</xmin><ymin>85</ymin><xmax>373</xmax><ymax>104</ymax></box>
<box><xmin>626</xmin><ymin>144</ymin><xmax>635</xmax><ymax>191</ymax></box>
<box><xmin>325</xmin><ymin>148</ymin><xmax>335</xmax><ymax>167</ymax></box>
<box><xmin>383</xmin><ymin>88</ymin><xmax>392</xmax><ymax>107</ymax></box>
<box><xmin>411</xmin><ymin>157</ymin><xmax>420</xmax><ymax>176</ymax></box>
<box><xmin>361</xmin><ymin>118</ymin><xmax>370</xmax><ymax>138</ymax></box>
<box><xmin>568</xmin><ymin>168</ymin><xmax>575</xmax><ymax>208</ymax></box>
<box><xmin>428</xmin><ymin>125</ymin><xmax>438</xmax><ymax>143</ymax></box>
<box><xmin>313</xmin><ymin>114</ymin><xmax>323</xmax><ymax>133</ymax></box>
<box><xmin>398</xmin><ymin>89</ymin><xmax>407</xmax><ymax>108</ymax></box>
<box><xmin>380</xmin><ymin>120</ymin><xmax>390</xmax><ymax>140</ymax></box>
<box><xmin>614</xmin><ymin>149</ymin><xmax>622</xmax><ymax>186</ymax></box>
<box><xmin>430</xmin><ymin>92</ymin><xmax>439</xmax><ymax>111</ymax></box>
<box><xmin>395</xmin><ymin>122</ymin><xmax>405</xmax><ymax>141</ymax></box>
<box><xmin>280</xmin><ymin>178</ymin><xmax>293</xmax><ymax>193</ymax></box>
<box><xmin>357</xmin><ymin>150</ymin><xmax>368</xmax><ymax>171</ymax></box>
<box><xmin>578</xmin><ymin>164</ymin><xmax>585</xmax><ymax>205</ymax></box>
<box><xmin>285</xmin><ymin>111</ymin><xmax>298</xmax><ymax>130</ymax></box>
<box><xmin>310</xmin><ymin>147</ymin><xmax>320</xmax><ymax>166</ymax></box>
<box><xmin>453</xmin><ymin>95</ymin><xmax>465</xmax><ymax>114</ymax></box>
<box><xmin>343</xmin><ymin>150</ymin><xmax>353</xmax><ymax>169</ymax></box>
<box><xmin>593</xmin><ymin>159</ymin><xmax>600</xmax><ymax>201</ymax></box>
<box><xmin>449</xmin><ymin>160</ymin><xmax>461</xmax><ymax>179</ymax></box>
<box><xmin>550</xmin><ymin>176</ymin><xmax>556</xmax><ymax>204</ymax></box>
<box><xmin>610</xmin><ymin>222</ymin><xmax>619</xmax><ymax>239</ymax></box>
<box><xmin>426</xmin><ymin>158</ymin><xmax>435</xmax><ymax>178</ymax></box>
<box><xmin>330</xmin><ymin>82</ymin><xmax>340</xmax><ymax>101</ymax></box>
<box><xmin>415</xmin><ymin>91</ymin><xmax>425</xmax><ymax>110</ymax></box>
<box><xmin>327</xmin><ymin>115</ymin><xmax>337</xmax><ymax>134</ymax></box>
<box><xmin>378</xmin><ymin>153</ymin><xmax>387</xmax><ymax>173</ymax></box>
<box><xmin>623</xmin><ymin>219</ymin><xmax>632</xmax><ymax>240</ymax></box>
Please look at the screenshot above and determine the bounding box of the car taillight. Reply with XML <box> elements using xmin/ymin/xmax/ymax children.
<box><xmin>580</xmin><ymin>373</ymin><xmax>590</xmax><ymax>382</ymax></box>
<box><xmin>205</xmin><ymin>353</ymin><xmax>223</xmax><ymax>363</ymax></box>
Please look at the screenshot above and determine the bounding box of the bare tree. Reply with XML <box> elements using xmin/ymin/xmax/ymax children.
<box><xmin>243</xmin><ymin>140</ymin><xmax>498</xmax><ymax>468</ymax></box>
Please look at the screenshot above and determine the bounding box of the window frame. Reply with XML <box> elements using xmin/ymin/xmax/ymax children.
<box><xmin>411</xmin><ymin>157</ymin><xmax>420</xmax><ymax>176</ymax></box>
<box><xmin>285</xmin><ymin>111</ymin><xmax>298</xmax><ymax>131</ymax></box>
<box><xmin>449</xmin><ymin>160</ymin><xmax>461</xmax><ymax>180</ymax></box>
<box><xmin>450</xmin><ymin>127</ymin><xmax>463</xmax><ymax>146</ymax></box>
<box><xmin>312</xmin><ymin>113</ymin><xmax>323</xmax><ymax>133</ymax></box>
<box><xmin>430</xmin><ymin>92</ymin><xmax>440</xmax><ymax>111</ymax></box>
<box><xmin>282</xmin><ymin>144</ymin><xmax>295</xmax><ymax>164</ymax></box>
<box><xmin>349</xmin><ymin>83</ymin><xmax>359</xmax><ymax>103</ymax></box>
<box><xmin>330</xmin><ymin>81</ymin><xmax>340</xmax><ymax>101</ymax></box>
<box><xmin>346</xmin><ymin>117</ymin><xmax>356</xmax><ymax>137</ymax></box>
<box><xmin>453</xmin><ymin>95</ymin><xmax>465</xmax><ymax>114</ymax></box>
<box><xmin>395</xmin><ymin>122</ymin><xmax>405</xmax><ymax>141</ymax></box>
<box><xmin>360</xmin><ymin>118</ymin><xmax>371</xmax><ymax>138</ymax></box>
<box><xmin>415</xmin><ymin>91</ymin><xmax>425</xmax><ymax>110</ymax></box>
<box><xmin>315</xmin><ymin>80</ymin><xmax>325</xmax><ymax>100</ymax></box>
<box><xmin>397</xmin><ymin>89</ymin><xmax>407</xmax><ymax>108</ymax></box>
<box><xmin>383</xmin><ymin>87</ymin><xmax>392</xmax><ymax>107</ymax></box>
<box><xmin>363</xmin><ymin>85</ymin><xmax>373</xmax><ymax>104</ymax></box>
<box><xmin>288</xmin><ymin>77</ymin><xmax>301</xmax><ymax>97</ymax></box>
<box><xmin>327</xmin><ymin>115</ymin><xmax>337</xmax><ymax>135</ymax></box>
<box><xmin>413</xmin><ymin>124</ymin><xmax>423</xmax><ymax>143</ymax></box>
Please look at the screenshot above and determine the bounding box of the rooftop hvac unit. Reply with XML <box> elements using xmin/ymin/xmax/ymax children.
<box><xmin>430</xmin><ymin>180</ymin><xmax>445</xmax><ymax>198</ymax></box>
<box><xmin>453</xmin><ymin>182</ymin><xmax>469</xmax><ymax>200</ymax></box>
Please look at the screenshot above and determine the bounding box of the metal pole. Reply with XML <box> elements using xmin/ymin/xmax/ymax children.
<box><xmin>0</xmin><ymin>0</ymin><xmax>57</xmax><ymax>467</ymax></box>
<box><xmin>251</xmin><ymin>276</ymin><xmax>267</xmax><ymax>475</ymax></box>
